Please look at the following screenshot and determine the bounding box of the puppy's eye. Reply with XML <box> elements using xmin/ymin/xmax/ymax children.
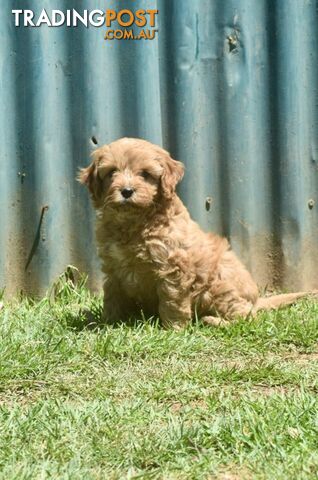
<box><xmin>141</xmin><ymin>170</ymin><xmax>151</xmax><ymax>180</ymax></box>
<box><xmin>107</xmin><ymin>168</ymin><xmax>117</xmax><ymax>178</ymax></box>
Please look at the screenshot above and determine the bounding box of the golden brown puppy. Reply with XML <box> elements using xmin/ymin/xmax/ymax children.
<box><xmin>79</xmin><ymin>138</ymin><xmax>317</xmax><ymax>329</ymax></box>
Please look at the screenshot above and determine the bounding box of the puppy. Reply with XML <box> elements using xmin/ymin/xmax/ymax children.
<box><xmin>79</xmin><ymin>138</ymin><xmax>317</xmax><ymax>329</ymax></box>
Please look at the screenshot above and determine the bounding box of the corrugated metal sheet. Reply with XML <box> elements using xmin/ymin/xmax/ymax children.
<box><xmin>1</xmin><ymin>0</ymin><xmax>318</xmax><ymax>295</ymax></box>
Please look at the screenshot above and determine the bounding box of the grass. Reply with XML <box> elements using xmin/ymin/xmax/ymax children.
<box><xmin>0</xmin><ymin>271</ymin><xmax>317</xmax><ymax>479</ymax></box>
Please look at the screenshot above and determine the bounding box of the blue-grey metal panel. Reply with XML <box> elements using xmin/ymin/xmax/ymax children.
<box><xmin>0</xmin><ymin>0</ymin><xmax>317</xmax><ymax>295</ymax></box>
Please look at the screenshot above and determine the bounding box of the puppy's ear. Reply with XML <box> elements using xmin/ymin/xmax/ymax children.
<box><xmin>159</xmin><ymin>154</ymin><xmax>184</xmax><ymax>199</ymax></box>
<box><xmin>77</xmin><ymin>151</ymin><xmax>104</xmax><ymax>204</ymax></box>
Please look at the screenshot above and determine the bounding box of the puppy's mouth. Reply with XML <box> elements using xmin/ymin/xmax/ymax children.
<box><xmin>106</xmin><ymin>198</ymin><xmax>136</xmax><ymax>208</ymax></box>
<box><xmin>118</xmin><ymin>198</ymin><xmax>136</xmax><ymax>207</ymax></box>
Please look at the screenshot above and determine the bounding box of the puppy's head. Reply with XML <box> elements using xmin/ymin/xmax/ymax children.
<box><xmin>78</xmin><ymin>138</ymin><xmax>184</xmax><ymax>211</ymax></box>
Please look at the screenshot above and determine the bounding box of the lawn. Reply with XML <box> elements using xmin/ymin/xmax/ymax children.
<box><xmin>0</xmin><ymin>271</ymin><xmax>317</xmax><ymax>479</ymax></box>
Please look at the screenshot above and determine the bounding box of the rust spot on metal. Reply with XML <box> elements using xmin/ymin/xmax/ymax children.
<box><xmin>205</xmin><ymin>196</ymin><xmax>213</xmax><ymax>211</ymax></box>
<box><xmin>227</xmin><ymin>33</ymin><xmax>239</xmax><ymax>53</ymax></box>
<box><xmin>17</xmin><ymin>171</ymin><xmax>26</xmax><ymax>184</ymax></box>
<box><xmin>25</xmin><ymin>205</ymin><xmax>49</xmax><ymax>271</ymax></box>
<box><xmin>308</xmin><ymin>199</ymin><xmax>315</xmax><ymax>210</ymax></box>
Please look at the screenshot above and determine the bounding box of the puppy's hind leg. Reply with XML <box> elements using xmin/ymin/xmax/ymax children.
<box><xmin>209</xmin><ymin>290</ymin><xmax>318</xmax><ymax>324</ymax></box>
<box><xmin>204</xmin><ymin>292</ymin><xmax>256</xmax><ymax>326</ymax></box>
<box><xmin>255</xmin><ymin>290</ymin><xmax>318</xmax><ymax>312</ymax></box>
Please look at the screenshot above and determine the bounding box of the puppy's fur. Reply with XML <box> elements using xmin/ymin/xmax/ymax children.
<box><xmin>79</xmin><ymin>138</ymin><xmax>317</xmax><ymax>328</ymax></box>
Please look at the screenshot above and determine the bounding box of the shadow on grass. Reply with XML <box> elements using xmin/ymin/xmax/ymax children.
<box><xmin>61</xmin><ymin>306</ymin><xmax>102</xmax><ymax>332</ymax></box>
<box><xmin>64</xmin><ymin>306</ymin><xmax>161</xmax><ymax>332</ymax></box>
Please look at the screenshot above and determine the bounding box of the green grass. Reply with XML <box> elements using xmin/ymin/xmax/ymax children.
<box><xmin>0</xmin><ymin>271</ymin><xmax>318</xmax><ymax>479</ymax></box>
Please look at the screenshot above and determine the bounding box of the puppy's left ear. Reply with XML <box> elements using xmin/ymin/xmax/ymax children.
<box><xmin>77</xmin><ymin>150</ymin><xmax>104</xmax><ymax>205</ymax></box>
<box><xmin>160</xmin><ymin>154</ymin><xmax>184</xmax><ymax>199</ymax></box>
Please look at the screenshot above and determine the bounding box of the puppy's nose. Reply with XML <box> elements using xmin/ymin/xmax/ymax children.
<box><xmin>121</xmin><ymin>187</ymin><xmax>134</xmax><ymax>199</ymax></box>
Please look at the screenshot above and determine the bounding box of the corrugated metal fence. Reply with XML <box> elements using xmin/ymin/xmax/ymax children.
<box><xmin>1</xmin><ymin>0</ymin><xmax>318</xmax><ymax>295</ymax></box>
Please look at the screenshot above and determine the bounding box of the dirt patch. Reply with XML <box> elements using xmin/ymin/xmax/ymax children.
<box><xmin>283</xmin><ymin>352</ymin><xmax>318</xmax><ymax>363</ymax></box>
<box><xmin>208</xmin><ymin>466</ymin><xmax>252</xmax><ymax>480</ymax></box>
<box><xmin>169</xmin><ymin>399</ymin><xmax>208</xmax><ymax>412</ymax></box>
<box><xmin>251</xmin><ymin>384</ymin><xmax>299</xmax><ymax>396</ymax></box>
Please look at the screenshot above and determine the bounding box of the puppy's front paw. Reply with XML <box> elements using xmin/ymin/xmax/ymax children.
<box><xmin>201</xmin><ymin>315</ymin><xmax>229</xmax><ymax>327</ymax></box>
<box><xmin>159</xmin><ymin>303</ymin><xmax>191</xmax><ymax>330</ymax></box>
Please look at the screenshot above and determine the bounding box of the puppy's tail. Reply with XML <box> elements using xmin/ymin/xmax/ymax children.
<box><xmin>254</xmin><ymin>290</ymin><xmax>318</xmax><ymax>312</ymax></box>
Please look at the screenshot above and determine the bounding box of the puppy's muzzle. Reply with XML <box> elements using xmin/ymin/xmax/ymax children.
<box><xmin>121</xmin><ymin>187</ymin><xmax>134</xmax><ymax>199</ymax></box>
